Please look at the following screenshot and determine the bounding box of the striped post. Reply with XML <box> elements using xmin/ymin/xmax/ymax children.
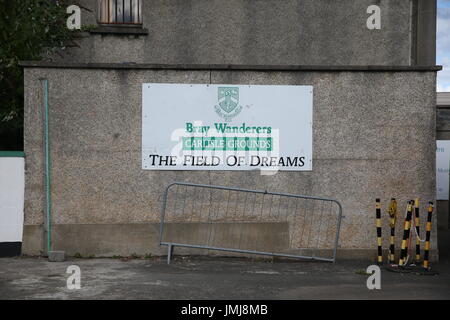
<box><xmin>423</xmin><ymin>202</ymin><xmax>434</xmax><ymax>270</ymax></box>
<box><xmin>387</xmin><ymin>198</ymin><xmax>397</xmax><ymax>264</ymax></box>
<box><xmin>414</xmin><ymin>198</ymin><xmax>421</xmax><ymax>263</ymax></box>
<box><xmin>376</xmin><ymin>199</ymin><xmax>383</xmax><ymax>265</ymax></box>
<box><xmin>398</xmin><ymin>200</ymin><xmax>413</xmax><ymax>267</ymax></box>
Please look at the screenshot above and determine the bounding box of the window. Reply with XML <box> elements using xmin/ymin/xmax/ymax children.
<box><xmin>99</xmin><ymin>0</ymin><xmax>142</xmax><ymax>25</ymax></box>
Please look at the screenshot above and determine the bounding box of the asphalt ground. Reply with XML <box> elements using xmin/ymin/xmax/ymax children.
<box><xmin>0</xmin><ymin>246</ymin><xmax>448</xmax><ymax>300</ymax></box>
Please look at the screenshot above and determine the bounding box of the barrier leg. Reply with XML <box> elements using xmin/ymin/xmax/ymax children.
<box><xmin>167</xmin><ymin>244</ymin><xmax>173</xmax><ymax>265</ymax></box>
<box><xmin>388</xmin><ymin>198</ymin><xmax>397</xmax><ymax>264</ymax></box>
<box><xmin>399</xmin><ymin>201</ymin><xmax>413</xmax><ymax>267</ymax></box>
<box><xmin>376</xmin><ymin>199</ymin><xmax>383</xmax><ymax>265</ymax></box>
<box><xmin>423</xmin><ymin>202</ymin><xmax>434</xmax><ymax>270</ymax></box>
<box><xmin>414</xmin><ymin>198</ymin><xmax>421</xmax><ymax>263</ymax></box>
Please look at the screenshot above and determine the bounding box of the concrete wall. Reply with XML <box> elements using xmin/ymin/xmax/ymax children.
<box><xmin>58</xmin><ymin>0</ymin><xmax>419</xmax><ymax>66</ymax></box>
<box><xmin>22</xmin><ymin>67</ymin><xmax>438</xmax><ymax>260</ymax></box>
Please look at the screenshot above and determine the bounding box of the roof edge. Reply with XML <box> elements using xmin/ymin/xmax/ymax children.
<box><xmin>19</xmin><ymin>61</ymin><xmax>443</xmax><ymax>72</ymax></box>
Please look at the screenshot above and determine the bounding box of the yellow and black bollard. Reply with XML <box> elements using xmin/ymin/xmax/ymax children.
<box><xmin>414</xmin><ymin>198</ymin><xmax>421</xmax><ymax>263</ymax></box>
<box><xmin>423</xmin><ymin>202</ymin><xmax>434</xmax><ymax>270</ymax></box>
<box><xmin>387</xmin><ymin>198</ymin><xmax>397</xmax><ymax>264</ymax></box>
<box><xmin>398</xmin><ymin>200</ymin><xmax>413</xmax><ymax>267</ymax></box>
<box><xmin>376</xmin><ymin>199</ymin><xmax>383</xmax><ymax>265</ymax></box>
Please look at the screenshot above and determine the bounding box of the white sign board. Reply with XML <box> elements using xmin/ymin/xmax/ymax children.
<box><xmin>0</xmin><ymin>157</ymin><xmax>24</xmax><ymax>242</ymax></box>
<box><xmin>436</xmin><ymin>140</ymin><xmax>450</xmax><ymax>200</ymax></box>
<box><xmin>142</xmin><ymin>84</ymin><xmax>313</xmax><ymax>171</ymax></box>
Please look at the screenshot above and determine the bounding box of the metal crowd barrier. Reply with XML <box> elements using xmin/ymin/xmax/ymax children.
<box><xmin>159</xmin><ymin>182</ymin><xmax>343</xmax><ymax>264</ymax></box>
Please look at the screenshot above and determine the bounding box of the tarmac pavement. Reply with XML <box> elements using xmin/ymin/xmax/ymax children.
<box><xmin>0</xmin><ymin>253</ymin><xmax>449</xmax><ymax>300</ymax></box>
<box><xmin>1</xmin><ymin>229</ymin><xmax>449</xmax><ymax>300</ymax></box>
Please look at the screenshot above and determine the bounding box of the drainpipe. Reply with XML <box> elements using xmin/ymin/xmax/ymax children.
<box><xmin>42</xmin><ymin>79</ymin><xmax>52</xmax><ymax>255</ymax></box>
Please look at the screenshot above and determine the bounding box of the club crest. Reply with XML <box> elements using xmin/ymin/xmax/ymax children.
<box><xmin>215</xmin><ymin>87</ymin><xmax>243</xmax><ymax>121</ymax></box>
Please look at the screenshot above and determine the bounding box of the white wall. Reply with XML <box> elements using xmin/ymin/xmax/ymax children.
<box><xmin>0</xmin><ymin>157</ymin><xmax>25</xmax><ymax>242</ymax></box>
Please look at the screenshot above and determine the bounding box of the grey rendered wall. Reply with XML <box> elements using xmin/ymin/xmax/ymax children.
<box><xmin>60</xmin><ymin>0</ymin><xmax>414</xmax><ymax>66</ymax></box>
<box><xmin>22</xmin><ymin>67</ymin><xmax>437</xmax><ymax>258</ymax></box>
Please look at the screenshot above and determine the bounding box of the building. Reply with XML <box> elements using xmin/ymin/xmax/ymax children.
<box><xmin>20</xmin><ymin>0</ymin><xmax>441</xmax><ymax>261</ymax></box>
<box><xmin>436</xmin><ymin>92</ymin><xmax>450</xmax><ymax>231</ymax></box>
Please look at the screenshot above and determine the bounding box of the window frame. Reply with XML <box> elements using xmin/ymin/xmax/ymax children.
<box><xmin>98</xmin><ymin>0</ymin><xmax>143</xmax><ymax>26</ymax></box>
